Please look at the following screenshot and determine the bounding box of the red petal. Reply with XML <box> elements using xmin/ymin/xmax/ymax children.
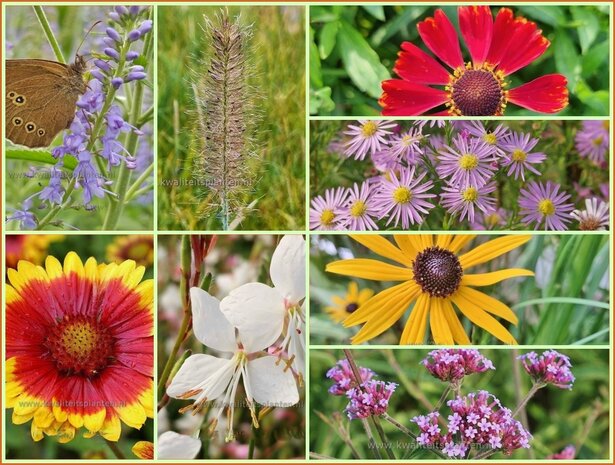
<box><xmin>417</xmin><ymin>9</ymin><xmax>464</xmax><ymax>69</ymax></box>
<box><xmin>380</xmin><ymin>80</ymin><xmax>448</xmax><ymax>116</ymax></box>
<box><xmin>508</xmin><ymin>74</ymin><xmax>569</xmax><ymax>113</ymax></box>
<box><xmin>486</xmin><ymin>8</ymin><xmax>516</xmax><ymax>67</ymax></box>
<box><xmin>393</xmin><ymin>42</ymin><xmax>450</xmax><ymax>85</ymax></box>
<box><xmin>458</xmin><ymin>6</ymin><xmax>493</xmax><ymax>67</ymax></box>
<box><xmin>495</xmin><ymin>14</ymin><xmax>550</xmax><ymax>75</ymax></box>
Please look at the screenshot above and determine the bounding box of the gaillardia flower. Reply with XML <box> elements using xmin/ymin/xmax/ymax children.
<box><xmin>6</xmin><ymin>252</ymin><xmax>153</xmax><ymax>443</ymax></box>
<box><xmin>380</xmin><ymin>6</ymin><xmax>568</xmax><ymax>116</ymax></box>
<box><xmin>326</xmin><ymin>235</ymin><xmax>533</xmax><ymax>345</ymax></box>
<box><xmin>106</xmin><ymin>234</ymin><xmax>154</xmax><ymax>267</ymax></box>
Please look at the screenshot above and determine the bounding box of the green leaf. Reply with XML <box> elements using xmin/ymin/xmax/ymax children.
<box><xmin>309</xmin><ymin>6</ymin><xmax>339</xmax><ymax>23</ymax></box>
<box><xmin>361</xmin><ymin>5</ymin><xmax>385</xmax><ymax>21</ymax></box>
<box><xmin>310</xmin><ymin>87</ymin><xmax>335</xmax><ymax>114</ymax></box>
<box><xmin>517</xmin><ymin>6</ymin><xmax>565</xmax><ymax>26</ymax></box>
<box><xmin>6</xmin><ymin>149</ymin><xmax>77</xmax><ymax>170</ymax></box>
<box><xmin>553</xmin><ymin>30</ymin><xmax>581</xmax><ymax>87</ymax></box>
<box><xmin>319</xmin><ymin>21</ymin><xmax>339</xmax><ymax>60</ymax></box>
<box><xmin>582</xmin><ymin>40</ymin><xmax>609</xmax><ymax>78</ymax></box>
<box><xmin>310</xmin><ymin>28</ymin><xmax>323</xmax><ymax>88</ymax></box>
<box><xmin>576</xmin><ymin>80</ymin><xmax>609</xmax><ymax>115</ymax></box>
<box><xmin>336</xmin><ymin>20</ymin><xmax>390</xmax><ymax>99</ymax></box>
<box><xmin>371</xmin><ymin>6</ymin><xmax>428</xmax><ymax>47</ymax></box>
<box><xmin>571</xmin><ymin>6</ymin><xmax>600</xmax><ymax>54</ymax></box>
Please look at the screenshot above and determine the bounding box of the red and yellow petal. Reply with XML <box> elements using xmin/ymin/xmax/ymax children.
<box><xmin>393</xmin><ymin>41</ymin><xmax>451</xmax><ymax>85</ymax></box>
<box><xmin>486</xmin><ymin>8</ymin><xmax>516</xmax><ymax>67</ymax></box>
<box><xmin>380</xmin><ymin>80</ymin><xmax>449</xmax><ymax>116</ymax></box>
<box><xmin>508</xmin><ymin>74</ymin><xmax>569</xmax><ymax>113</ymax></box>
<box><xmin>417</xmin><ymin>9</ymin><xmax>464</xmax><ymax>69</ymax></box>
<box><xmin>458</xmin><ymin>6</ymin><xmax>493</xmax><ymax>67</ymax></box>
<box><xmin>495</xmin><ymin>16</ymin><xmax>550</xmax><ymax>76</ymax></box>
<box><xmin>133</xmin><ymin>441</ymin><xmax>154</xmax><ymax>459</ymax></box>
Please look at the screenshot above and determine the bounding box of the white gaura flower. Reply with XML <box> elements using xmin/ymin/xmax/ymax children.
<box><xmin>220</xmin><ymin>235</ymin><xmax>306</xmax><ymax>379</ymax></box>
<box><xmin>167</xmin><ymin>288</ymin><xmax>299</xmax><ymax>441</ymax></box>
<box><xmin>158</xmin><ymin>431</ymin><xmax>202</xmax><ymax>459</ymax></box>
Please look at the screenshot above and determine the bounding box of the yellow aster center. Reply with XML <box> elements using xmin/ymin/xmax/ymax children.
<box><xmin>538</xmin><ymin>199</ymin><xmax>555</xmax><ymax>216</ymax></box>
<box><xmin>393</xmin><ymin>187</ymin><xmax>412</xmax><ymax>204</ymax></box>
<box><xmin>512</xmin><ymin>149</ymin><xmax>527</xmax><ymax>162</ymax></box>
<box><xmin>62</xmin><ymin>322</ymin><xmax>98</xmax><ymax>359</ymax></box>
<box><xmin>459</xmin><ymin>153</ymin><xmax>479</xmax><ymax>170</ymax></box>
<box><xmin>483</xmin><ymin>133</ymin><xmax>497</xmax><ymax>145</ymax></box>
<box><xmin>462</xmin><ymin>187</ymin><xmax>478</xmax><ymax>202</ymax></box>
<box><xmin>402</xmin><ymin>135</ymin><xmax>414</xmax><ymax>146</ymax></box>
<box><xmin>593</xmin><ymin>136</ymin><xmax>603</xmax><ymax>146</ymax></box>
<box><xmin>350</xmin><ymin>201</ymin><xmax>367</xmax><ymax>217</ymax></box>
<box><xmin>361</xmin><ymin>121</ymin><xmax>378</xmax><ymax>137</ymax></box>
<box><xmin>485</xmin><ymin>213</ymin><xmax>501</xmax><ymax>227</ymax></box>
<box><xmin>603</xmin><ymin>121</ymin><xmax>609</xmax><ymax>130</ymax></box>
<box><xmin>320</xmin><ymin>209</ymin><xmax>335</xmax><ymax>225</ymax></box>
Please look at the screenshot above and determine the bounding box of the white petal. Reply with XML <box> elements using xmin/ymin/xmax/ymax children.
<box><xmin>191</xmin><ymin>287</ymin><xmax>236</xmax><ymax>352</ymax></box>
<box><xmin>158</xmin><ymin>431</ymin><xmax>202</xmax><ymax>459</ymax></box>
<box><xmin>167</xmin><ymin>354</ymin><xmax>234</xmax><ymax>401</ymax></box>
<box><xmin>220</xmin><ymin>282</ymin><xmax>285</xmax><ymax>353</ymax></box>
<box><xmin>246</xmin><ymin>356</ymin><xmax>299</xmax><ymax>406</ymax></box>
<box><xmin>270</xmin><ymin>235</ymin><xmax>306</xmax><ymax>303</ymax></box>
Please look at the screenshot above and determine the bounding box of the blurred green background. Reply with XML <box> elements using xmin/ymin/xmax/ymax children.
<box><xmin>157</xmin><ymin>6</ymin><xmax>306</xmax><ymax>231</ymax></box>
<box><xmin>310</xmin><ymin>5</ymin><xmax>610</xmax><ymax>116</ymax></box>
<box><xmin>310</xmin><ymin>349</ymin><xmax>609</xmax><ymax>460</ymax></box>
<box><xmin>310</xmin><ymin>234</ymin><xmax>610</xmax><ymax>345</ymax></box>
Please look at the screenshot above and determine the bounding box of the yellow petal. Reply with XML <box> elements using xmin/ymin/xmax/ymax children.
<box><xmin>358</xmin><ymin>288</ymin><xmax>375</xmax><ymax>303</ymax></box>
<box><xmin>63</xmin><ymin>251</ymin><xmax>85</xmax><ymax>277</ymax></box>
<box><xmin>83</xmin><ymin>409</ymin><xmax>107</xmax><ymax>434</ymax></box>
<box><xmin>350</xmin><ymin>234</ymin><xmax>411</xmax><ymax>266</ymax></box>
<box><xmin>326</xmin><ymin>259</ymin><xmax>413</xmax><ymax>281</ymax></box>
<box><xmin>100</xmin><ymin>415</ymin><xmax>121</xmax><ymax>441</ymax></box>
<box><xmin>117</xmin><ymin>401</ymin><xmax>146</xmax><ymax>429</ymax></box>
<box><xmin>13</xmin><ymin>410</ymin><xmax>35</xmax><ymax>425</ymax></box>
<box><xmin>57</xmin><ymin>422</ymin><xmax>76</xmax><ymax>443</ymax></box>
<box><xmin>351</xmin><ymin>282</ymin><xmax>420</xmax><ymax>344</ymax></box>
<box><xmin>53</xmin><ymin>402</ymin><xmax>69</xmax><ymax>423</ymax></box>
<box><xmin>459</xmin><ymin>235</ymin><xmax>531</xmax><ymax>269</ymax></box>
<box><xmin>5</xmin><ymin>285</ymin><xmax>20</xmax><ymax>305</ymax></box>
<box><xmin>68</xmin><ymin>411</ymin><xmax>84</xmax><ymax>428</ymax></box>
<box><xmin>45</xmin><ymin>255</ymin><xmax>64</xmax><ymax>279</ymax></box>
<box><xmin>84</xmin><ymin>256</ymin><xmax>99</xmax><ymax>281</ymax></box>
<box><xmin>452</xmin><ymin>293</ymin><xmax>517</xmax><ymax>344</ymax></box>
<box><xmin>393</xmin><ymin>235</ymin><xmax>420</xmax><ymax>261</ymax></box>
<box><xmin>14</xmin><ymin>394</ymin><xmax>41</xmax><ymax>416</ymax></box>
<box><xmin>462</xmin><ymin>269</ymin><xmax>534</xmax><ymax>287</ymax></box>
<box><xmin>400</xmin><ymin>293</ymin><xmax>429</xmax><ymax>344</ymax></box>
<box><xmin>348</xmin><ymin>281</ymin><xmax>359</xmax><ymax>298</ymax></box>
<box><xmin>429</xmin><ymin>298</ymin><xmax>454</xmax><ymax>345</ymax></box>
<box><xmin>344</xmin><ymin>281</ymin><xmax>417</xmax><ymax>326</ymax></box>
<box><xmin>31</xmin><ymin>422</ymin><xmax>44</xmax><ymax>441</ymax></box>
<box><xmin>441</xmin><ymin>300</ymin><xmax>471</xmax><ymax>345</ymax></box>
<box><xmin>457</xmin><ymin>287</ymin><xmax>519</xmax><ymax>324</ymax></box>
<box><xmin>448</xmin><ymin>235</ymin><xmax>476</xmax><ymax>253</ymax></box>
<box><xmin>139</xmin><ymin>386</ymin><xmax>155</xmax><ymax>418</ymax></box>
<box><xmin>136</xmin><ymin>280</ymin><xmax>154</xmax><ymax>310</ymax></box>
<box><xmin>435</xmin><ymin>235</ymin><xmax>453</xmax><ymax>249</ymax></box>
<box><xmin>132</xmin><ymin>441</ymin><xmax>154</xmax><ymax>460</ymax></box>
<box><xmin>33</xmin><ymin>407</ymin><xmax>55</xmax><ymax>428</ymax></box>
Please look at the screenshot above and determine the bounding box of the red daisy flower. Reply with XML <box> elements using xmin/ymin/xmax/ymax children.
<box><xmin>6</xmin><ymin>252</ymin><xmax>153</xmax><ymax>443</ymax></box>
<box><xmin>380</xmin><ymin>6</ymin><xmax>569</xmax><ymax>116</ymax></box>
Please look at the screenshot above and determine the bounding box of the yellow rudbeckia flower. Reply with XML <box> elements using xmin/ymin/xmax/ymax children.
<box><xmin>325</xmin><ymin>282</ymin><xmax>375</xmax><ymax>323</ymax></box>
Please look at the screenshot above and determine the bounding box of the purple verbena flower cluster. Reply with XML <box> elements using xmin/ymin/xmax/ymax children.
<box><xmin>326</xmin><ymin>359</ymin><xmax>375</xmax><ymax>395</ymax></box>
<box><xmin>517</xmin><ymin>350</ymin><xmax>575</xmax><ymax>390</ymax></box>
<box><xmin>422</xmin><ymin>349</ymin><xmax>495</xmax><ymax>384</ymax></box>
<box><xmin>345</xmin><ymin>380</ymin><xmax>398</xmax><ymax>420</ymax></box>
<box><xmin>309</xmin><ymin>120</ymin><xmax>609</xmax><ymax>232</ymax></box>
<box><xmin>412</xmin><ymin>391</ymin><xmax>532</xmax><ymax>457</ymax></box>
<box><xmin>548</xmin><ymin>445</ymin><xmax>576</xmax><ymax>459</ymax></box>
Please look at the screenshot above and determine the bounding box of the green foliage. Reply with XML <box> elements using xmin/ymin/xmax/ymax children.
<box><xmin>157</xmin><ymin>6</ymin><xmax>305</xmax><ymax>230</ymax></box>
<box><xmin>310</xmin><ymin>5</ymin><xmax>609</xmax><ymax>115</ymax></box>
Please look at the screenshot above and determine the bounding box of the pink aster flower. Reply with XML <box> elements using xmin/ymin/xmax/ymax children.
<box><xmin>373</xmin><ymin>167</ymin><xmax>436</xmax><ymax>228</ymax></box>
<box><xmin>437</xmin><ymin>134</ymin><xmax>497</xmax><ymax>187</ymax></box>
<box><xmin>470</xmin><ymin>207</ymin><xmax>509</xmax><ymax>230</ymax></box>
<box><xmin>336</xmin><ymin>182</ymin><xmax>379</xmax><ymax>231</ymax></box>
<box><xmin>344</xmin><ymin>120</ymin><xmax>397</xmax><ymax>160</ymax></box>
<box><xmin>571</xmin><ymin>197</ymin><xmax>609</xmax><ymax>231</ymax></box>
<box><xmin>575</xmin><ymin>120</ymin><xmax>609</xmax><ymax>165</ymax></box>
<box><xmin>386</xmin><ymin>127</ymin><xmax>425</xmax><ymax>165</ymax></box>
<box><xmin>518</xmin><ymin>181</ymin><xmax>574</xmax><ymax>230</ymax></box>
<box><xmin>464</xmin><ymin>121</ymin><xmax>511</xmax><ymax>156</ymax></box>
<box><xmin>441</xmin><ymin>181</ymin><xmax>497</xmax><ymax>223</ymax></box>
<box><xmin>422</xmin><ymin>349</ymin><xmax>495</xmax><ymax>384</ymax></box>
<box><xmin>326</xmin><ymin>359</ymin><xmax>375</xmax><ymax>396</ymax></box>
<box><xmin>345</xmin><ymin>380</ymin><xmax>397</xmax><ymax>420</ymax></box>
<box><xmin>309</xmin><ymin>187</ymin><xmax>348</xmax><ymax>231</ymax></box>
<box><xmin>518</xmin><ymin>350</ymin><xmax>575</xmax><ymax>389</ymax></box>
<box><xmin>501</xmin><ymin>131</ymin><xmax>546</xmax><ymax>180</ymax></box>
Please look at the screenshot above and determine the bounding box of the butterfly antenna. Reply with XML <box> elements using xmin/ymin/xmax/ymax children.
<box><xmin>75</xmin><ymin>21</ymin><xmax>102</xmax><ymax>58</ymax></box>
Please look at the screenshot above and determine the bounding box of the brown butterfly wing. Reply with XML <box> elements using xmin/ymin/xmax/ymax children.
<box><xmin>6</xmin><ymin>59</ymin><xmax>86</xmax><ymax>148</ymax></box>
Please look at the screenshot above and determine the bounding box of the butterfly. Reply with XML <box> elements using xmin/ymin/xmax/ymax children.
<box><xmin>6</xmin><ymin>55</ymin><xmax>87</xmax><ymax>148</ymax></box>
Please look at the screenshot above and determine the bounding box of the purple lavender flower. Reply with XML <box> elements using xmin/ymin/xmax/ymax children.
<box><xmin>344</xmin><ymin>120</ymin><xmax>397</xmax><ymax>160</ymax></box>
<box><xmin>500</xmin><ymin>131</ymin><xmax>546</xmax><ymax>180</ymax></box>
<box><xmin>73</xmin><ymin>151</ymin><xmax>108</xmax><ymax>204</ymax></box>
<box><xmin>464</xmin><ymin>121</ymin><xmax>510</xmax><ymax>156</ymax></box>
<box><xmin>38</xmin><ymin>165</ymin><xmax>65</xmax><ymax>205</ymax></box>
<box><xmin>421</xmin><ymin>349</ymin><xmax>495</xmax><ymax>383</ymax></box>
<box><xmin>470</xmin><ymin>207</ymin><xmax>508</xmax><ymax>230</ymax></box>
<box><xmin>336</xmin><ymin>182</ymin><xmax>379</xmax><ymax>231</ymax></box>
<box><xmin>345</xmin><ymin>380</ymin><xmax>397</xmax><ymax>420</ymax></box>
<box><xmin>575</xmin><ymin>121</ymin><xmax>609</xmax><ymax>165</ymax></box>
<box><xmin>372</xmin><ymin>167</ymin><xmax>435</xmax><ymax>228</ymax></box>
<box><xmin>413</xmin><ymin>391</ymin><xmax>532</xmax><ymax>457</ymax></box>
<box><xmin>440</xmin><ymin>182</ymin><xmax>497</xmax><ymax>223</ymax></box>
<box><xmin>517</xmin><ymin>350</ymin><xmax>575</xmax><ymax>389</ymax></box>
<box><xmin>7</xmin><ymin>199</ymin><xmax>37</xmax><ymax>230</ymax></box>
<box><xmin>309</xmin><ymin>187</ymin><xmax>347</xmax><ymax>231</ymax></box>
<box><xmin>518</xmin><ymin>181</ymin><xmax>574</xmax><ymax>231</ymax></box>
<box><xmin>436</xmin><ymin>134</ymin><xmax>497</xmax><ymax>187</ymax></box>
<box><xmin>326</xmin><ymin>360</ymin><xmax>375</xmax><ymax>395</ymax></box>
<box><xmin>571</xmin><ymin>198</ymin><xmax>609</xmax><ymax>231</ymax></box>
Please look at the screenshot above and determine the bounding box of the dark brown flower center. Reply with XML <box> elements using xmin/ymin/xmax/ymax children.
<box><xmin>451</xmin><ymin>69</ymin><xmax>503</xmax><ymax>116</ymax></box>
<box><xmin>412</xmin><ymin>246</ymin><xmax>463</xmax><ymax>297</ymax></box>
<box><xmin>45</xmin><ymin>315</ymin><xmax>115</xmax><ymax>377</ymax></box>
<box><xmin>346</xmin><ymin>303</ymin><xmax>359</xmax><ymax>313</ymax></box>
